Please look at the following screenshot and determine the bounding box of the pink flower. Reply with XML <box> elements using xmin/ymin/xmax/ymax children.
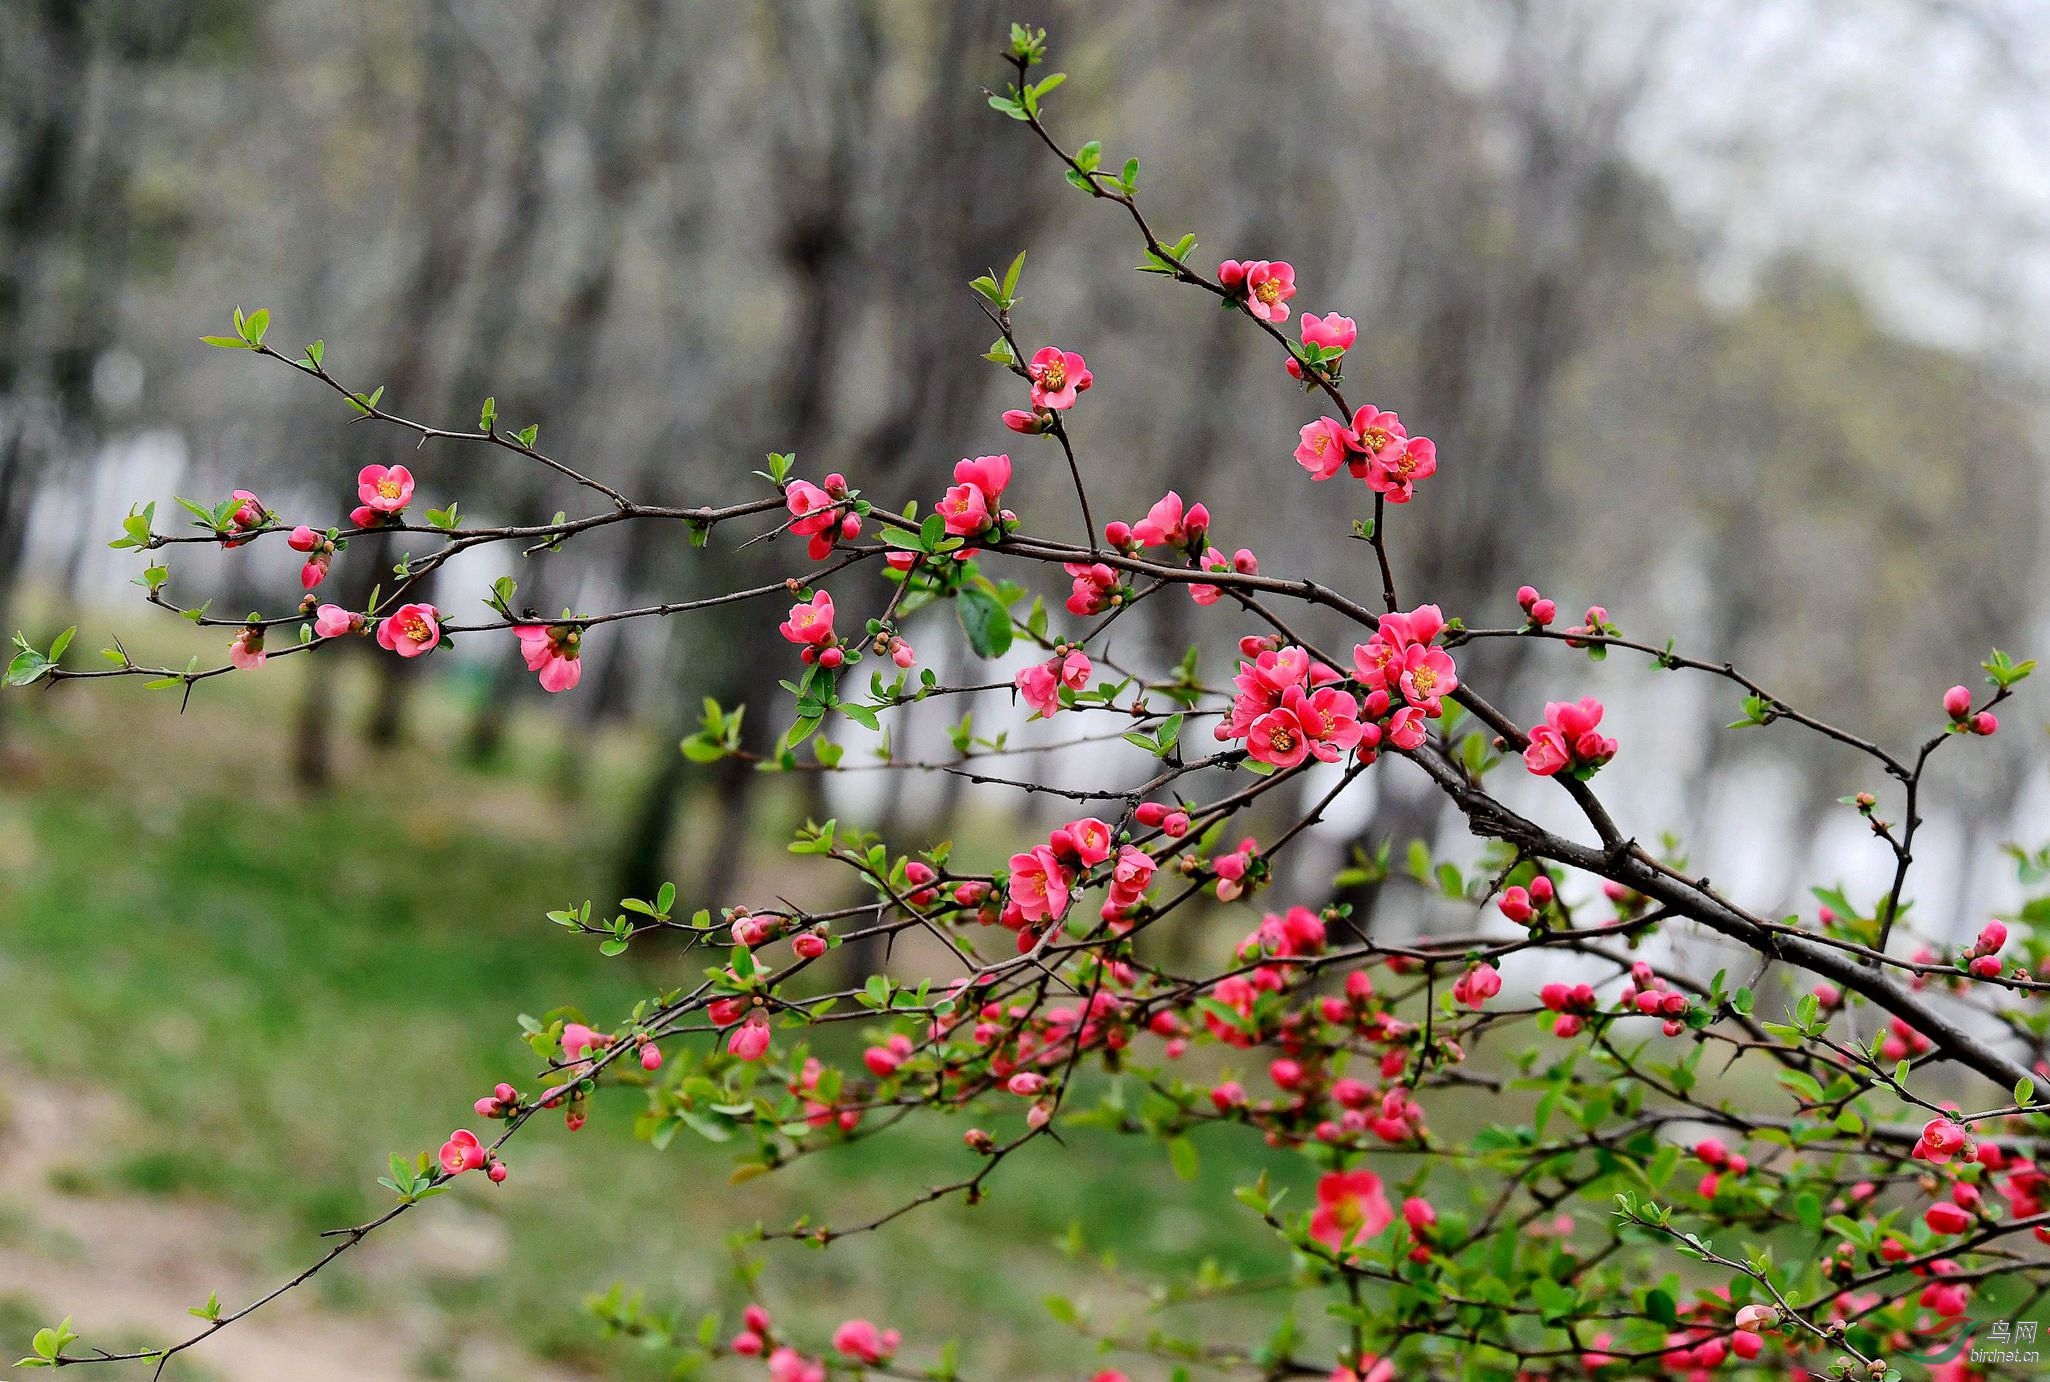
<box><xmin>1295</xmin><ymin>417</ymin><xmax>1354</xmax><ymax>481</ymax></box>
<box><xmin>936</xmin><ymin>482</ymin><xmax>991</xmax><ymax>536</ymax></box>
<box><xmin>1190</xmin><ymin>547</ymin><xmax>1257</xmax><ymax>605</ymax></box>
<box><xmin>228</xmin><ymin>626</ymin><xmax>266</xmax><ymax>671</ymax></box>
<box><xmin>767</xmin><ymin>1348</ymin><xmax>826</xmax><ymax>1382</ymax></box>
<box><xmin>1396</xmin><ymin>644</ymin><xmax>1458</xmax><ymax>712</ymax></box>
<box><xmin>727</xmin><ymin>1015</ymin><xmax>771</xmax><ymax>1062</ymax></box>
<box><xmin>514</xmin><ymin>624</ymin><xmax>582</xmax><ymax>693</ymax></box>
<box><xmin>438</xmin><ymin>1129</ymin><xmax>486</xmax><ymax>1175</ymax></box>
<box><xmin>1944</xmin><ymin>684</ymin><xmax>1974</xmax><ymax>721</ymax></box>
<box><xmin>1366</xmin><ymin>435</ymin><xmax>1437</xmax><ymax>504</ymax></box>
<box><xmin>1285</xmin><ymin>686</ymin><xmax>1364</xmax><ymax>762</ymax></box>
<box><xmin>1385</xmin><ymin>706</ymin><xmax>1429</xmax><ymax>751</ymax></box>
<box><xmin>1016</xmin><ymin>649</ymin><xmax>1090</xmax><ymax>718</ymax></box>
<box><xmin>357</xmin><ymin>464</ymin><xmax>415</xmax><ymax>515</ymax></box>
<box><xmin>1522</xmin><ymin>697</ymin><xmax>1616</xmax><ymax>777</ymax></box>
<box><xmin>1247</xmin><ymin>705</ymin><xmax>1311</xmax><ymax>769</ymax></box>
<box><xmin>375</xmin><ymin>603</ymin><xmax>442</xmax><ymax>658</ymax></box>
<box><xmin>1925</xmin><ymin>1201</ymin><xmax>1973</xmax><ymax>1235</ymax></box>
<box><xmin>1453</xmin><ymin>962</ymin><xmax>1501</xmax><ymax>1009</ymax></box>
<box><xmin>1065</xmin><ymin>562</ymin><xmax>1121</xmax><ymax>616</ymax></box>
<box><xmin>1349</xmin><ymin>406</ymin><xmax>1408</xmax><ymax>468</ymax></box>
<box><xmin>1008</xmin><ymin>845</ymin><xmax>1072</xmax><ymax>924</ymax></box>
<box><xmin>1310</xmin><ymin>1169</ymin><xmax>1393</xmax><ymax>1253</ymax></box>
<box><xmin>1914</xmin><ymin>1118</ymin><xmax>1971</xmax><ymax>1164</ymax></box>
<box><xmin>1003</xmin><ymin>407</ymin><xmax>1052</xmax><ymax>434</ymax></box>
<box><xmin>1027</xmin><ymin>347</ymin><xmax>1092</xmax><ymax>411</ymax></box>
<box><xmin>831</xmin><ymin>1319</ymin><xmax>900</xmax><ymax>1365</ymax></box>
<box><xmin>222</xmin><ymin>489</ymin><xmax>268</xmax><ymax>544</ymax></box>
<box><xmin>1130</xmin><ymin>491</ymin><xmax>1208</xmax><ymax>549</ymax></box>
<box><xmin>314</xmin><ymin>604</ymin><xmax>360</xmax><ymax>638</ymax></box>
<box><xmin>1060</xmin><ymin>817</ymin><xmax>1115</xmax><ymax>867</ymax></box>
<box><xmin>1241</xmin><ymin>260</ymin><xmax>1297</xmax><ymax>322</ymax></box>
<box><xmin>287</xmin><ymin>525</ymin><xmax>320</xmax><ymax>552</ymax></box>
<box><xmin>779</xmin><ymin>591</ymin><xmax>836</xmax><ymax>647</ymax></box>
<box><xmin>1287</xmin><ymin>312</ymin><xmax>1357</xmax><ymax>379</ymax></box>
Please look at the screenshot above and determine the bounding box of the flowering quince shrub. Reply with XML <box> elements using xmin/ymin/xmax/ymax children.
<box><xmin>12</xmin><ymin>27</ymin><xmax>2050</xmax><ymax>1382</ymax></box>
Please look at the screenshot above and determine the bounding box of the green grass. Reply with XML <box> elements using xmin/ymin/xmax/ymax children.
<box><xmin>0</xmin><ymin>682</ymin><xmax>1309</xmax><ymax>1378</ymax></box>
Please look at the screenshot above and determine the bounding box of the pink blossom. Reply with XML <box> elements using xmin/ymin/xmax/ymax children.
<box><xmin>1288</xmin><ymin>312</ymin><xmax>1357</xmax><ymax>379</ymax></box>
<box><xmin>767</xmin><ymin>1348</ymin><xmax>826</xmax><ymax>1382</ymax></box>
<box><xmin>1914</xmin><ymin>1118</ymin><xmax>1971</xmax><ymax>1164</ymax></box>
<box><xmin>1944</xmin><ymin>684</ymin><xmax>1973</xmax><ymax>720</ymax></box>
<box><xmin>1247</xmin><ymin>705</ymin><xmax>1311</xmax><ymax>769</ymax></box>
<box><xmin>1130</xmin><ymin>490</ymin><xmax>1208</xmax><ymax>550</ymax></box>
<box><xmin>438</xmin><ymin>1129</ymin><xmax>486</xmax><ymax>1175</ymax></box>
<box><xmin>228</xmin><ymin>626</ymin><xmax>266</xmax><ymax>671</ymax></box>
<box><xmin>1295</xmin><ymin>417</ymin><xmax>1354</xmax><ymax>481</ymax></box>
<box><xmin>1310</xmin><ymin>1169</ymin><xmax>1393</xmax><ymax>1253</ymax></box>
<box><xmin>314</xmin><ymin>605</ymin><xmax>360</xmax><ymax>638</ymax></box>
<box><xmin>1365</xmin><ymin>435</ymin><xmax>1437</xmax><ymax>504</ymax></box>
<box><xmin>1452</xmin><ymin>962</ymin><xmax>1501</xmax><ymax>1009</ymax></box>
<box><xmin>375</xmin><ymin>602</ymin><xmax>442</xmax><ymax>658</ymax></box>
<box><xmin>1522</xmin><ymin>697</ymin><xmax>1616</xmax><ymax>777</ymax></box>
<box><xmin>1003</xmin><ymin>407</ymin><xmax>1052</xmax><ymax>434</ymax></box>
<box><xmin>1027</xmin><ymin>347</ymin><xmax>1092</xmax><ymax>411</ymax></box>
<box><xmin>1925</xmin><ymin>1201</ymin><xmax>1973</xmax><ymax>1234</ymax></box>
<box><xmin>514</xmin><ymin>624</ymin><xmax>582</xmax><ymax>693</ymax></box>
<box><xmin>831</xmin><ymin>1319</ymin><xmax>900</xmax><ymax>1365</ymax></box>
<box><xmin>287</xmin><ymin>524</ymin><xmax>319</xmax><ymax>552</ymax></box>
<box><xmin>727</xmin><ymin>1015</ymin><xmax>771</xmax><ymax>1062</ymax></box>
<box><xmin>1008</xmin><ymin>845</ymin><xmax>1072</xmax><ymax>924</ymax></box>
<box><xmin>1064</xmin><ymin>562</ymin><xmax>1121</xmax><ymax>616</ymax></box>
<box><xmin>357</xmin><ymin>464</ymin><xmax>415</xmax><ymax>515</ymax></box>
<box><xmin>778</xmin><ymin>591</ymin><xmax>836</xmax><ymax>648</ymax></box>
<box><xmin>1349</xmin><ymin>406</ymin><xmax>1408</xmax><ymax>468</ymax></box>
<box><xmin>1015</xmin><ymin>649</ymin><xmax>1090</xmax><ymax>718</ymax></box>
<box><xmin>1190</xmin><ymin>547</ymin><xmax>1257</xmax><ymax>605</ymax></box>
<box><xmin>1396</xmin><ymin>643</ymin><xmax>1458</xmax><ymax>712</ymax></box>
<box><xmin>1241</xmin><ymin>260</ymin><xmax>1297</xmax><ymax>322</ymax></box>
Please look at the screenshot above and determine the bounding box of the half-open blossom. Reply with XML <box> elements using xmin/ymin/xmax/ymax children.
<box><xmin>1027</xmin><ymin>347</ymin><xmax>1092</xmax><ymax>411</ymax></box>
<box><xmin>357</xmin><ymin>464</ymin><xmax>415</xmax><ymax>515</ymax></box>
<box><xmin>1287</xmin><ymin>312</ymin><xmax>1357</xmax><ymax>379</ymax></box>
<box><xmin>727</xmin><ymin>1015</ymin><xmax>771</xmax><ymax>1062</ymax></box>
<box><xmin>1191</xmin><ymin>547</ymin><xmax>1258</xmax><ymax>605</ymax></box>
<box><xmin>767</xmin><ymin>1348</ymin><xmax>826</xmax><ymax>1382</ymax></box>
<box><xmin>1130</xmin><ymin>491</ymin><xmax>1208</xmax><ymax>550</ymax></box>
<box><xmin>514</xmin><ymin>624</ymin><xmax>582</xmax><ymax>693</ymax></box>
<box><xmin>831</xmin><ymin>1319</ymin><xmax>900</xmax><ymax>1365</ymax></box>
<box><xmin>314</xmin><ymin>604</ymin><xmax>361</xmax><ymax>638</ymax></box>
<box><xmin>1914</xmin><ymin>1118</ymin><xmax>1971</xmax><ymax>1164</ymax></box>
<box><xmin>1453</xmin><ymin>962</ymin><xmax>1501</xmax><ymax>1009</ymax></box>
<box><xmin>438</xmin><ymin>1129</ymin><xmax>486</xmax><ymax>1175</ymax></box>
<box><xmin>1003</xmin><ymin>407</ymin><xmax>1052</xmax><ymax>434</ymax></box>
<box><xmin>228</xmin><ymin>626</ymin><xmax>266</xmax><ymax>671</ymax></box>
<box><xmin>1522</xmin><ymin>697</ymin><xmax>1617</xmax><ymax>777</ymax></box>
<box><xmin>376</xmin><ymin>602</ymin><xmax>442</xmax><ymax>658</ymax></box>
<box><xmin>1016</xmin><ymin>648</ymin><xmax>1090</xmax><ymax>718</ymax></box>
<box><xmin>1241</xmin><ymin>260</ymin><xmax>1296</xmax><ymax>322</ymax></box>
<box><xmin>1310</xmin><ymin>1169</ymin><xmax>1393</xmax><ymax>1253</ymax></box>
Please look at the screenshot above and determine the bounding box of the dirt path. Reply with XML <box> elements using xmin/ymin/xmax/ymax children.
<box><xmin>0</xmin><ymin>1082</ymin><xmax>583</xmax><ymax>1380</ymax></box>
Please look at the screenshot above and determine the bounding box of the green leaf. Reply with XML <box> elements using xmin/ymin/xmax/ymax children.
<box><xmin>956</xmin><ymin>587</ymin><xmax>1012</xmax><ymax>659</ymax></box>
<box><xmin>1168</xmin><ymin>1135</ymin><xmax>1199</xmax><ymax>1182</ymax></box>
<box><xmin>200</xmin><ymin>334</ymin><xmax>252</xmax><ymax>350</ymax></box>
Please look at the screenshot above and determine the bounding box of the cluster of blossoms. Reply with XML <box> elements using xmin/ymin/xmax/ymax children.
<box><xmin>44</xmin><ymin>40</ymin><xmax>2050</xmax><ymax>1382</ymax></box>
<box><xmin>1013</xmin><ymin>643</ymin><xmax>1091</xmax><ymax>718</ymax></box>
<box><xmin>1521</xmin><ymin>695</ymin><xmax>1617</xmax><ymax>777</ymax></box>
<box><xmin>934</xmin><ymin>453</ymin><xmax>1015</xmax><ymax>543</ymax></box>
<box><xmin>783</xmin><ymin>472</ymin><xmax>862</xmax><ymax>560</ymax></box>
<box><xmin>1293</xmin><ymin>404</ymin><xmax>1438</xmax><ymax>503</ymax></box>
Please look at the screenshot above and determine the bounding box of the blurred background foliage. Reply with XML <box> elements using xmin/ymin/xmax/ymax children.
<box><xmin>3</xmin><ymin>1</ymin><xmax>2048</xmax><ymax>1376</ymax></box>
